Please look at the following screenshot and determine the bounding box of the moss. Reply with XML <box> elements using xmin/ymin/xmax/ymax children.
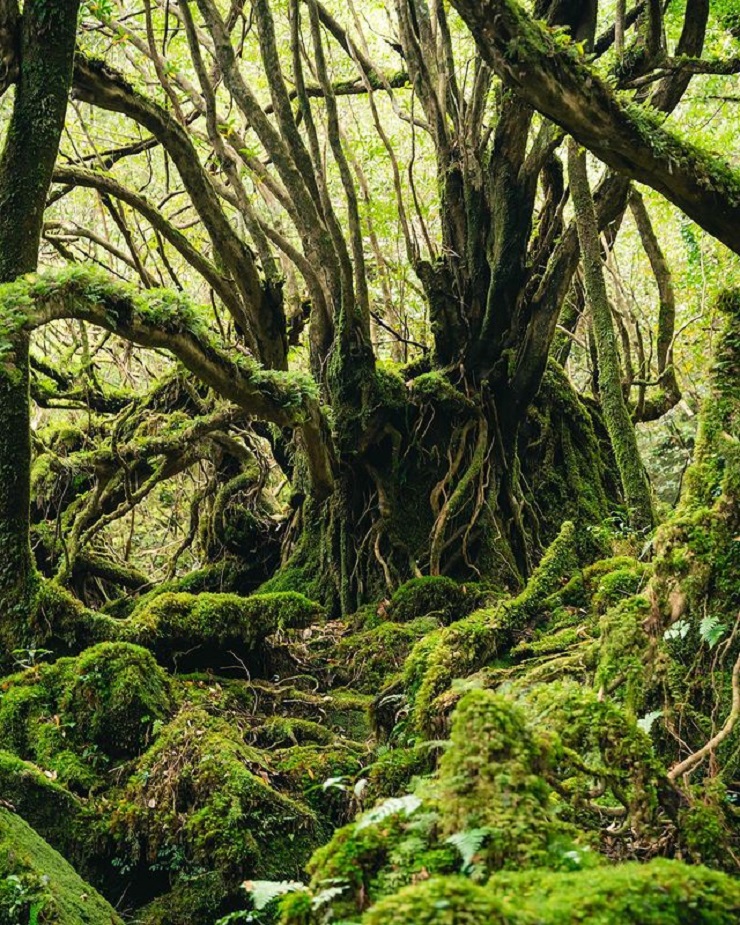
<box><xmin>323</xmin><ymin>690</ymin><xmax>373</xmax><ymax>741</ymax></box>
<box><xmin>0</xmin><ymin>577</ymin><xmax>121</xmax><ymax>663</ymax></box>
<box><xmin>360</xmin><ymin>859</ymin><xmax>740</xmax><ymax>925</ymax></box>
<box><xmin>0</xmin><ymin>751</ymin><xmax>85</xmax><ymax>866</ymax></box>
<box><xmin>0</xmin><ymin>807</ymin><xmax>123</xmax><ymax>925</ymax></box>
<box><xmin>301</xmin><ymin>810</ymin><xmax>457</xmax><ymax>921</ymax></box>
<box><xmin>133</xmin><ymin>872</ymin><xmax>231</xmax><ymax>925</ymax></box>
<box><xmin>678</xmin><ymin>781</ymin><xmax>738</xmax><ymax>870</ymax></box>
<box><xmin>550</xmin><ymin>557</ymin><xmax>643</xmax><ymax>611</ymax></box>
<box><xmin>403</xmin><ymin>522</ymin><xmax>579</xmax><ymax>734</ymax></box>
<box><xmin>126</xmin><ymin>590</ymin><xmax>324</xmax><ymax>668</ymax></box>
<box><xmin>385</xmin><ymin>577</ymin><xmax>485</xmax><ymax>625</ymax></box>
<box><xmin>0</xmin><ymin>664</ymin><xmax>100</xmax><ymax>792</ymax></box>
<box><xmin>591</xmin><ymin>562</ymin><xmax>651</xmax><ymax>613</ymax></box>
<box><xmin>252</xmin><ymin>716</ymin><xmax>335</xmax><ymax>748</ymax></box>
<box><xmin>510</xmin><ymin>624</ymin><xmax>584</xmax><ymax>660</ymax></box>
<box><xmin>56</xmin><ymin>642</ymin><xmax>172</xmax><ymax>760</ymax></box>
<box><xmin>594</xmin><ymin>596</ymin><xmax>653</xmax><ymax>712</ymax></box>
<box><xmin>365</xmin><ymin>745</ymin><xmax>436</xmax><ymax>801</ymax></box>
<box><xmin>106</xmin><ymin>708</ymin><xmax>320</xmax><ymax>889</ymax></box>
<box><xmin>0</xmin><ymin>644</ymin><xmax>172</xmax><ymax>801</ymax></box>
<box><xmin>332</xmin><ymin>618</ymin><xmax>439</xmax><ymax>694</ymax></box>
<box><xmin>520</xmin><ymin>681</ymin><xmax>669</xmax><ymax>836</ymax></box>
<box><xmin>522</xmin><ymin>362</ymin><xmax>615</xmax><ymax>553</ymax></box>
<box><xmin>490</xmin><ymin>858</ymin><xmax>740</xmax><ymax>924</ymax></box>
<box><xmin>273</xmin><ymin>744</ymin><xmax>365</xmax><ymax>821</ymax></box>
<box><xmin>410</xmin><ymin>372</ymin><xmax>475</xmax><ymax>414</ymax></box>
<box><xmin>360</xmin><ymin>876</ymin><xmax>514</xmax><ymax>925</ymax></box>
<box><xmin>435</xmin><ymin>689</ymin><xmax>577</xmax><ymax>872</ymax></box>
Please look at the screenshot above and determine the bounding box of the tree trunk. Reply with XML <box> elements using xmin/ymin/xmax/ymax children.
<box><xmin>567</xmin><ymin>139</ymin><xmax>654</xmax><ymax>533</ymax></box>
<box><xmin>0</xmin><ymin>0</ymin><xmax>81</xmax><ymax>643</ymax></box>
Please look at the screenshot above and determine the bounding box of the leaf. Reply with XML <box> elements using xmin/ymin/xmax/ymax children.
<box><xmin>241</xmin><ymin>879</ymin><xmax>305</xmax><ymax>911</ymax></box>
<box><xmin>446</xmin><ymin>828</ymin><xmax>492</xmax><ymax>871</ymax></box>
<box><xmin>322</xmin><ymin>775</ymin><xmax>349</xmax><ymax>792</ymax></box>
<box><xmin>664</xmin><ymin>619</ymin><xmax>690</xmax><ymax>641</ymax></box>
<box><xmin>311</xmin><ymin>883</ymin><xmax>348</xmax><ymax>909</ymax></box>
<box><xmin>637</xmin><ymin>709</ymin><xmax>663</xmax><ymax>733</ymax></box>
<box><xmin>356</xmin><ymin>794</ymin><xmax>422</xmax><ymax>831</ymax></box>
<box><xmin>699</xmin><ymin>614</ymin><xmax>728</xmax><ymax>649</ymax></box>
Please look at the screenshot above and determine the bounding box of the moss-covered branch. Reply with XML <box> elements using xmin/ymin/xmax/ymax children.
<box><xmin>450</xmin><ymin>0</ymin><xmax>740</xmax><ymax>256</ymax></box>
<box><xmin>0</xmin><ymin>267</ymin><xmax>335</xmax><ymax>498</ymax></box>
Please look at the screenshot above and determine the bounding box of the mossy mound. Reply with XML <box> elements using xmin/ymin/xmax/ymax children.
<box><xmin>383</xmin><ymin>576</ymin><xmax>485</xmax><ymax>625</ymax></box>
<box><xmin>125</xmin><ymin>590</ymin><xmax>324</xmax><ymax>669</ymax></box>
<box><xmin>0</xmin><ymin>751</ymin><xmax>85</xmax><ymax>868</ymax></box>
<box><xmin>357</xmin><ymin>876</ymin><xmax>513</xmax><ymax>925</ymax></box>
<box><xmin>272</xmin><ymin>743</ymin><xmax>366</xmax><ymax>823</ymax></box>
<box><xmin>57</xmin><ymin>642</ymin><xmax>172</xmax><ymax>759</ymax></box>
<box><xmin>435</xmin><ymin>689</ymin><xmax>581</xmax><ymax>871</ymax></box>
<box><xmin>0</xmin><ymin>643</ymin><xmax>172</xmax><ymax>789</ymax></box>
<box><xmin>357</xmin><ymin>860</ymin><xmax>740</xmax><ymax>924</ymax></box>
<box><xmin>330</xmin><ymin>617</ymin><xmax>439</xmax><ymax>694</ymax></box>
<box><xmin>0</xmin><ymin>807</ymin><xmax>122</xmax><ymax>925</ymax></box>
<box><xmin>133</xmin><ymin>871</ymin><xmax>231</xmax><ymax>925</ymax></box>
<box><xmin>104</xmin><ymin>708</ymin><xmax>321</xmax><ymax>898</ymax></box>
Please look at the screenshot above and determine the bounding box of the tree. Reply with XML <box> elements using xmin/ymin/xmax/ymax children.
<box><xmin>0</xmin><ymin>0</ymin><xmax>735</xmax><ymax>630</ymax></box>
<box><xmin>0</xmin><ymin>0</ymin><xmax>82</xmax><ymax>645</ymax></box>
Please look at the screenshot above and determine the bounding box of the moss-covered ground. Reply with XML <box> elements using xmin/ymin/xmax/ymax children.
<box><xmin>3</xmin><ymin>301</ymin><xmax>740</xmax><ymax>923</ymax></box>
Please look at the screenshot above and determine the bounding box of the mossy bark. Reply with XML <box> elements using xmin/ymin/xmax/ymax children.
<box><xmin>567</xmin><ymin>139</ymin><xmax>654</xmax><ymax>533</ymax></box>
<box><xmin>0</xmin><ymin>0</ymin><xmax>81</xmax><ymax>641</ymax></box>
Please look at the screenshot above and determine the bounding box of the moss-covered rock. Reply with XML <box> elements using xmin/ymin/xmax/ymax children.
<box><xmin>359</xmin><ymin>876</ymin><xmax>514</xmax><ymax>925</ymax></box>
<box><xmin>104</xmin><ymin>708</ymin><xmax>321</xmax><ymax>895</ymax></box>
<box><xmin>0</xmin><ymin>751</ymin><xmax>84</xmax><ymax>866</ymax></box>
<box><xmin>491</xmin><ymin>859</ymin><xmax>740</xmax><ymax>924</ymax></box>
<box><xmin>358</xmin><ymin>859</ymin><xmax>740</xmax><ymax>924</ymax></box>
<box><xmin>57</xmin><ymin>642</ymin><xmax>172</xmax><ymax>760</ymax></box>
<box><xmin>435</xmin><ymin>689</ymin><xmax>578</xmax><ymax>871</ymax></box>
<box><xmin>0</xmin><ymin>643</ymin><xmax>172</xmax><ymax>789</ymax></box>
<box><xmin>273</xmin><ymin>743</ymin><xmax>365</xmax><ymax>822</ymax></box>
<box><xmin>133</xmin><ymin>872</ymin><xmax>230</xmax><ymax>925</ymax></box>
<box><xmin>0</xmin><ymin>807</ymin><xmax>122</xmax><ymax>925</ymax></box>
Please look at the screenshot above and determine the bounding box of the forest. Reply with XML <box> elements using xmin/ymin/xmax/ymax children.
<box><xmin>2</xmin><ymin>0</ymin><xmax>740</xmax><ymax>921</ymax></box>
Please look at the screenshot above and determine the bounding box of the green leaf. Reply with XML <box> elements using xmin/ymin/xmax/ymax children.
<box><xmin>242</xmin><ymin>879</ymin><xmax>305</xmax><ymax>911</ymax></box>
<box><xmin>356</xmin><ymin>794</ymin><xmax>422</xmax><ymax>831</ymax></box>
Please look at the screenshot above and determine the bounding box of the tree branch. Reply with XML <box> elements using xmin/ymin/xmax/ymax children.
<box><xmin>1</xmin><ymin>268</ymin><xmax>335</xmax><ymax>498</ymax></box>
<box><xmin>450</xmin><ymin>0</ymin><xmax>740</xmax><ymax>257</ymax></box>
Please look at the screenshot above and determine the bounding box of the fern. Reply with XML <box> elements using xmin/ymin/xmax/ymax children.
<box><xmin>637</xmin><ymin>709</ymin><xmax>663</xmax><ymax>733</ymax></box>
<box><xmin>664</xmin><ymin>619</ymin><xmax>690</xmax><ymax>641</ymax></box>
<box><xmin>241</xmin><ymin>879</ymin><xmax>305</xmax><ymax>911</ymax></box>
<box><xmin>311</xmin><ymin>883</ymin><xmax>348</xmax><ymax>909</ymax></box>
<box><xmin>356</xmin><ymin>794</ymin><xmax>422</xmax><ymax>831</ymax></box>
<box><xmin>446</xmin><ymin>828</ymin><xmax>492</xmax><ymax>872</ymax></box>
<box><xmin>700</xmin><ymin>614</ymin><xmax>728</xmax><ymax>649</ymax></box>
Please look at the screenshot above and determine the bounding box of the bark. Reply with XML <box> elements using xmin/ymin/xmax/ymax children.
<box><xmin>0</xmin><ymin>0</ymin><xmax>81</xmax><ymax>635</ymax></box>
<box><xmin>450</xmin><ymin>0</ymin><xmax>740</xmax><ymax>257</ymax></box>
<box><xmin>568</xmin><ymin>140</ymin><xmax>654</xmax><ymax>533</ymax></box>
